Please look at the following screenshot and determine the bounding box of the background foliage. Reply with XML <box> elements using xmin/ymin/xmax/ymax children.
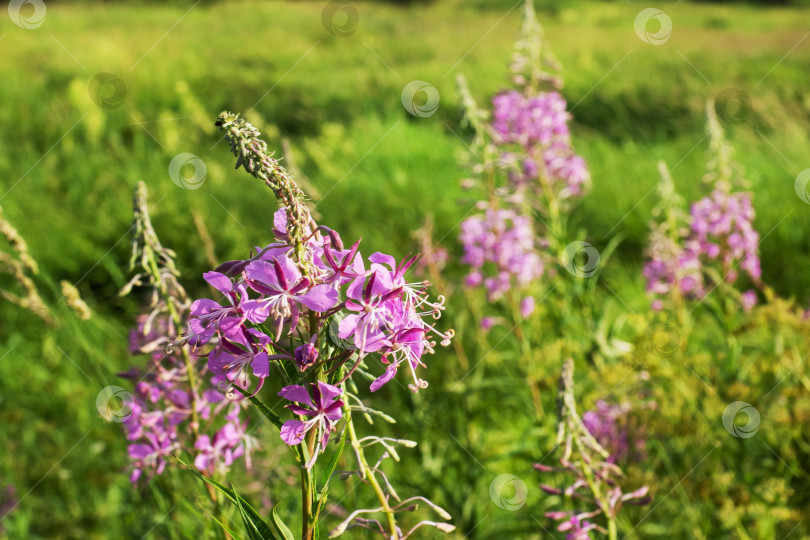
<box><xmin>1</xmin><ymin>1</ymin><xmax>809</xmax><ymax>538</ymax></box>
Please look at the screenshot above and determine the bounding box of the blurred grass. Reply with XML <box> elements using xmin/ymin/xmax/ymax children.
<box><xmin>1</xmin><ymin>0</ymin><xmax>810</xmax><ymax>538</ymax></box>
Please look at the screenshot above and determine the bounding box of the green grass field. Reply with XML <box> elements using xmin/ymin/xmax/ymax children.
<box><xmin>1</xmin><ymin>1</ymin><xmax>810</xmax><ymax>538</ymax></box>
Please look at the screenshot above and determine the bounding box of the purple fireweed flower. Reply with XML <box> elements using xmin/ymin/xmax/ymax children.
<box><xmin>460</xmin><ymin>208</ymin><xmax>543</xmax><ymax>300</ymax></box>
<box><xmin>208</xmin><ymin>327</ymin><xmax>271</xmax><ymax>383</ymax></box>
<box><xmin>194</xmin><ymin>419</ymin><xmax>255</xmax><ymax>474</ymax></box>
<box><xmin>339</xmin><ymin>268</ymin><xmax>399</xmax><ymax>354</ymax></box>
<box><xmin>243</xmin><ymin>256</ymin><xmax>338</xmax><ymax>339</ymax></box>
<box><xmin>741</xmin><ymin>289</ymin><xmax>757</xmax><ymax>312</ymax></box>
<box><xmin>491</xmin><ymin>90</ymin><xmax>590</xmax><ymax>199</ymax></box>
<box><xmin>690</xmin><ymin>190</ymin><xmax>760</xmax><ymax>283</ymax></box>
<box><xmin>128</xmin><ymin>426</ymin><xmax>178</xmax><ymax>484</ymax></box>
<box><xmin>644</xmin><ymin>188</ymin><xmax>760</xmax><ymax>310</ymax></box>
<box><xmin>278</xmin><ymin>382</ymin><xmax>344</xmax><ymax>468</ymax></box>
<box><xmin>337</xmin><ymin>253</ymin><xmax>452</xmax><ymax>391</ymax></box>
<box><xmin>316</xmin><ymin>239</ymin><xmax>365</xmax><ymax>286</ymax></box>
<box><xmin>0</xmin><ymin>484</ymin><xmax>18</xmax><ymax>526</ymax></box>
<box><xmin>643</xmin><ymin>229</ymin><xmax>704</xmax><ymax>304</ymax></box>
<box><xmin>581</xmin><ymin>401</ymin><xmax>647</xmax><ymax>464</ymax></box>
<box><xmin>129</xmin><ymin>314</ymin><xmax>174</xmax><ymax>360</ymax></box>
<box><xmin>520</xmin><ymin>296</ymin><xmax>536</xmax><ymax>318</ymax></box>
<box><xmin>558</xmin><ymin>515</ymin><xmax>598</xmax><ymax>540</ymax></box>
<box><xmin>492</xmin><ymin>90</ymin><xmax>570</xmax><ymax>148</ymax></box>
<box><xmin>370</xmin><ymin>326</ymin><xmax>428</xmax><ymax>392</ymax></box>
<box><xmin>188</xmin><ymin>271</ymin><xmax>248</xmax><ymax>346</ymax></box>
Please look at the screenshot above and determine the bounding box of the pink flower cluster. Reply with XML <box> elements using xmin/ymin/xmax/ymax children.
<box><xmin>460</xmin><ymin>85</ymin><xmax>588</xmax><ymax>305</ymax></box>
<box><xmin>491</xmin><ymin>90</ymin><xmax>589</xmax><ymax>199</ymax></box>
<box><xmin>186</xmin><ymin>209</ymin><xmax>452</xmax><ymax>460</ymax></box>
<box><xmin>460</xmin><ymin>208</ymin><xmax>543</xmax><ymax>301</ymax></box>
<box><xmin>643</xmin><ymin>233</ymin><xmax>703</xmax><ymax>308</ymax></box>
<box><xmin>582</xmin><ymin>400</ymin><xmax>646</xmax><ymax>464</ymax></box>
<box><xmin>691</xmin><ymin>190</ymin><xmax>761</xmax><ymax>284</ymax></box>
<box><xmin>644</xmin><ymin>189</ymin><xmax>760</xmax><ymax>310</ymax></box>
<box><xmin>121</xmin><ymin>315</ymin><xmax>254</xmax><ymax>483</ymax></box>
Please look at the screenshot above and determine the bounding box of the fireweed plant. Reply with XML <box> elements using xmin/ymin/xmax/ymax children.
<box><xmin>443</xmin><ymin>2</ymin><xmax>646</xmax><ymax>536</ymax></box>
<box><xmin>458</xmin><ymin>0</ymin><xmax>591</xmax><ymax>308</ymax></box>
<box><xmin>535</xmin><ymin>360</ymin><xmax>650</xmax><ymax>540</ymax></box>
<box><xmin>154</xmin><ymin>112</ymin><xmax>456</xmax><ymax>539</ymax></box>
<box><xmin>454</xmin><ymin>0</ymin><xmax>626</xmax><ymax>388</ymax></box>
<box><xmin>118</xmin><ymin>182</ymin><xmax>256</xmax><ymax>486</ymax></box>
<box><xmin>644</xmin><ymin>103</ymin><xmax>762</xmax><ymax>372</ymax></box>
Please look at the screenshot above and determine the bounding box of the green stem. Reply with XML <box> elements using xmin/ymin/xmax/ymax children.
<box><xmin>301</xmin><ymin>427</ymin><xmax>317</xmax><ymax>540</ymax></box>
<box><xmin>345</xmin><ymin>405</ymin><xmax>398</xmax><ymax>538</ymax></box>
<box><xmin>572</xmin><ymin>435</ymin><xmax>616</xmax><ymax>540</ymax></box>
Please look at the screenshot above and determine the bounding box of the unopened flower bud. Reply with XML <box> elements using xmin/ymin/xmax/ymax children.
<box><xmin>295</xmin><ymin>342</ymin><xmax>319</xmax><ymax>370</ymax></box>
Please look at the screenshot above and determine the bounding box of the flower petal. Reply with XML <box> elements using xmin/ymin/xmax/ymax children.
<box><xmin>370</xmin><ymin>364</ymin><xmax>398</xmax><ymax>392</ymax></box>
<box><xmin>203</xmin><ymin>271</ymin><xmax>234</xmax><ymax>295</ymax></box>
<box><xmin>279</xmin><ymin>419</ymin><xmax>308</xmax><ymax>446</ymax></box>
<box><xmin>278</xmin><ymin>385</ymin><xmax>314</xmax><ymax>409</ymax></box>
<box><xmin>297</xmin><ymin>285</ymin><xmax>339</xmax><ymax>312</ymax></box>
<box><xmin>251</xmin><ymin>352</ymin><xmax>269</xmax><ymax>378</ymax></box>
<box><xmin>316</xmin><ymin>381</ymin><xmax>343</xmax><ymax>403</ymax></box>
<box><xmin>242</xmin><ymin>300</ymin><xmax>271</xmax><ymax>324</ymax></box>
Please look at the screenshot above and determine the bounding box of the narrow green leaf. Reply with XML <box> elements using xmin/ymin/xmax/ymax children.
<box><xmin>201</xmin><ymin>505</ymin><xmax>246</xmax><ymax>540</ymax></box>
<box><xmin>320</xmin><ymin>419</ymin><xmax>348</xmax><ymax>488</ymax></box>
<box><xmin>232</xmin><ymin>385</ymin><xmax>284</xmax><ymax>431</ymax></box>
<box><xmin>232</xmin><ymin>483</ymin><xmax>265</xmax><ymax>540</ymax></box>
<box><xmin>175</xmin><ymin>456</ymin><xmax>279</xmax><ymax>540</ymax></box>
<box><xmin>271</xmin><ymin>502</ymin><xmax>295</xmax><ymax>540</ymax></box>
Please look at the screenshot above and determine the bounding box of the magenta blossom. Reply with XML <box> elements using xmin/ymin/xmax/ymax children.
<box><xmin>279</xmin><ymin>382</ymin><xmax>344</xmax><ymax>468</ymax></box>
<box><xmin>207</xmin><ymin>327</ymin><xmax>271</xmax><ymax>384</ymax></box>
<box><xmin>128</xmin><ymin>426</ymin><xmax>178</xmax><ymax>484</ymax></box>
<box><xmin>243</xmin><ymin>256</ymin><xmax>338</xmax><ymax>339</ymax></box>
<box><xmin>317</xmin><ymin>239</ymin><xmax>365</xmax><ymax>286</ymax></box>
<box><xmin>194</xmin><ymin>419</ymin><xmax>255</xmax><ymax>474</ymax></box>
<box><xmin>188</xmin><ymin>271</ymin><xmax>248</xmax><ymax>345</ymax></box>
